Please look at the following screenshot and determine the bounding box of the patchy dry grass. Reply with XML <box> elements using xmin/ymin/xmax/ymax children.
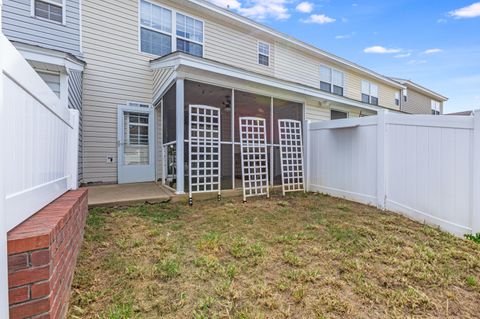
<box><xmin>68</xmin><ymin>193</ymin><xmax>480</xmax><ymax>319</ymax></box>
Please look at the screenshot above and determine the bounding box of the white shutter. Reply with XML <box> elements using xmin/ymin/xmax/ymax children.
<box><xmin>403</xmin><ymin>89</ymin><xmax>408</xmax><ymax>97</ymax></box>
<box><xmin>370</xmin><ymin>84</ymin><xmax>378</xmax><ymax>97</ymax></box>
<box><xmin>361</xmin><ymin>81</ymin><xmax>370</xmax><ymax>95</ymax></box>
<box><xmin>332</xmin><ymin>70</ymin><xmax>343</xmax><ymax>87</ymax></box>
<box><xmin>395</xmin><ymin>92</ymin><xmax>400</xmax><ymax>100</ymax></box>
<box><xmin>320</xmin><ymin>66</ymin><xmax>331</xmax><ymax>83</ymax></box>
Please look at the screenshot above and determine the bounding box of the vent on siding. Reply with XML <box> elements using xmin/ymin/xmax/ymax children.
<box><xmin>128</xmin><ymin>101</ymin><xmax>151</xmax><ymax>108</ymax></box>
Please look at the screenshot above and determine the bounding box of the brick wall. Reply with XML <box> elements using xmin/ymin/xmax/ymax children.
<box><xmin>7</xmin><ymin>189</ymin><xmax>88</xmax><ymax>319</ymax></box>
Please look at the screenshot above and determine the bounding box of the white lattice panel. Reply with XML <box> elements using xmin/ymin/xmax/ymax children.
<box><xmin>189</xmin><ymin>105</ymin><xmax>221</xmax><ymax>201</ymax></box>
<box><xmin>239</xmin><ymin>117</ymin><xmax>270</xmax><ymax>201</ymax></box>
<box><xmin>278</xmin><ymin>119</ymin><xmax>305</xmax><ymax>195</ymax></box>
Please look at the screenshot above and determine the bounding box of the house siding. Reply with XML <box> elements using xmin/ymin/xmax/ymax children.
<box><xmin>2</xmin><ymin>0</ymin><xmax>82</xmax><ymax>56</ymax></box>
<box><xmin>68</xmin><ymin>70</ymin><xmax>84</xmax><ymax>183</ymax></box>
<box><xmin>402</xmin><ymin>88</ymin><xmax>442</xmax><ymax>115</ymax></box>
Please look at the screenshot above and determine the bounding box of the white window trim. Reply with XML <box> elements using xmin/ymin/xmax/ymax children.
<box><xmin>257</xmin><ymin>41</ymin><xmax>271</xmax><ymax>67</ymax></box>
<box><xmin>138</xmin><ymin>0</ymin><xmax>205</xmax><ymax>58</ymax></box>
<box><xmin>31</xmin><ymin>0</ymin><xmax>66</xmax><ymax>25</ymax></box>
<box><xmin>431</xmin><ymin>100</ymin><xmax>441</xmax><ymax>115</ymax></box>
<box><xmin>127</xmin><ymin>101</ymin><xmax>152</xmax><ymax>109</ymax></box>
<box><xmin>320</xmin><ymin>64</ymin><xmax>345</xmax><ymax>95</ymax></box>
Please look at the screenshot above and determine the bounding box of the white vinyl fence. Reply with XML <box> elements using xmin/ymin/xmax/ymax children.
<box><xmin>0</xmin><ymin>33</ymin><xmax>79</xmax><ymax>317</ymax></box>
<box><xmin>306</xmin><ymin>111</ymin><xmax>480</xmax><ymax>237</ymax></box>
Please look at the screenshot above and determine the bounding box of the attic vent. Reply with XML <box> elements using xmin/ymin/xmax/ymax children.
<box><xmin>128</xmin><ymin>102</ymin><xmax>151</xmax><ymax>108</ymax></box>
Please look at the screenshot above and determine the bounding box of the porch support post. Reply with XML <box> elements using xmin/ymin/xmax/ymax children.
<box><xmin>176</xmin><ymin>78</ymin><xmax>185</xmax><ymax>194</ymax></box>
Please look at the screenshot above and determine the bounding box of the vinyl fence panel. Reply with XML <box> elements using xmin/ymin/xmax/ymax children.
<box><xmin>1</xmin><ymin>32</ymin><xmax>80</xmax><ymax>316</ymax></box>
<box><xmin>307</xmin><ymin>111</ymin><xmax>479</xmax><ymax>237</ymax></box>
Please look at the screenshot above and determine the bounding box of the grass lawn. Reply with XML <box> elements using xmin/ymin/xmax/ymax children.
<box><xmin>68</xmin><ymin>193</ymin><xmax>480</xmax><ymax>319</ymax></box>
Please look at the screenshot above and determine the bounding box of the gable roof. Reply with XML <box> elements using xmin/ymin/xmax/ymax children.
<box><xmin>389</xmin><ymin>77</ymin><xmax>448</xmax><ymax>101</ymax></box>
<box><xmin>186</xmin><ymin>0</ymin><xmax>405</xmax><ymax>89</ymax></box>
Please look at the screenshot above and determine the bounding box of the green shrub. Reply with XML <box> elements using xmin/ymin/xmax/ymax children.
<box><xmin>465</xmin><ymin>233</ymin><xmax>480</xmax><ymax>244</ymax></box>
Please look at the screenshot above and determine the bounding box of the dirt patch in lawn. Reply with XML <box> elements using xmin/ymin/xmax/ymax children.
<box><xmin>68</xmin><ymin>193</ymin><xmax>480</xmax><ymax>319</ymax></box>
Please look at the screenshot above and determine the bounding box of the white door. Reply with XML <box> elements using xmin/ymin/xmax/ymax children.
<box><xmin>117</xmin><ymin>105</ymin><xmax>155</xmax><ymax>184</ymax></box>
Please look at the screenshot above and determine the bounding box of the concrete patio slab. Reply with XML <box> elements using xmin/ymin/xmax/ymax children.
<box><xmin>87</xmin><ymin>182</ymin><xmax>174</xmax><ymax>207</ymax></box>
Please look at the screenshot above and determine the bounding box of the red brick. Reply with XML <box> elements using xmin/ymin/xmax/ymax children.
<box><xmin>31</xmin><ymin>250</ymin><xmax>50</xmax><ymax>267</ymax></box>
<box><xmin>31</xmin><ymin>281</ymin><xmax>50</xmax><ymax>299</ymax></box>
<box><xmin>8</xmin><ymin>254</ymin><xmax>29</xmax><ymax>273</ymax></box>
<box><xmin>9</xmin><ymin>286</ymin><xmax>29</xmax><ymax>305</ymax></box>
<box><xmin>9</xmin><ymin>266</ymin><xmax>49</xmax><ymax>288</ymax></box>
<box><xmin>9</xmin><ymin>297</ymin><xmax>49</xmax><ymax>319</ymax></box>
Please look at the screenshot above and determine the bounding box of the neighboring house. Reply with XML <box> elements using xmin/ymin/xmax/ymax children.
<box><xmin>1</xmin><ymin>0</ymin><xmax>85</xmax><ymax>183</ymax></box>
<box><xmin>389</xmin><ymin>78</ymin><xmax>448</xmax><ymax>115</ymax></box>
<box><xmin>447</xmin><ymin>110</ymin><xmax>475</xmax><ymax>116</ymax></box>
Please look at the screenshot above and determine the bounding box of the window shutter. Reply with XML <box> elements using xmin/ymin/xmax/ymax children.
<box><xmin>320</xmin><ymin>66</ymin><xmax>331</xmax><ymax>83</ymax></box>
<box><xmin>332</xmin><ymin>70</ymin><xmax>343</xmax><ymax>87</ymax></box>
<box><xmin>395</xmin><ymin>92</ymin><xmax>400</xmax><ymax>100</ymax></box>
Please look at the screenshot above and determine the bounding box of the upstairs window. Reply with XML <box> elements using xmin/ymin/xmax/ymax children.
<box><xmin>33</xmin><ymin>0</ymin><xmax>64</xmax><ymax>24</ymax></box>
<box><xmin>361</xmin><ymin>80</ymin><xmax>378</xmax><ymax>106</ymax></box>
<box><xmin>176</xmin><ymin>13</ymin><xmax>204</xmax><ymax>57</ymax></box>
<box><xmin>258</xmin><ymin>42</ymin><xmax>270</xmax><ymax>66</ymax></box>
<box><xmin>403</xmin><ymin>89</ymin><xmax>408</xmax><ymax>102</ymax></box>
<box><xmin>431</xmin><ymin>100</ymin><xmax>441</xmax><ymax>115</ymax></box>
<box><xmin>140</xmin><ymin>0</ymin><xmax>172</xmax><ymax>56</ymax></box>
<box><xmin>320</xmin><ymin>65</ymin><xmax>344</xmax><ymax>96</ymax></box>
<box><xmin>395</xmin><ymin>92</ymin><xmax>400</xmax><ymax>106</ymax></box>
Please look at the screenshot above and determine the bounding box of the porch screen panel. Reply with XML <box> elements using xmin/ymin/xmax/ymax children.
<box><xmin>239</xmin><ymin>117</ymin><xmax>269</xmax><ymax>201</ymax></box>
<box><xmin>162</xmin><ymin>84</ymin><xmax>176</xmax><ymax>144</ymax></box>
<box><xmin>278</xmin><ymin>119</ymin><xmax>305</xmax><ymax>195</ymax></box>
<box><xmin>188</xmin><ymin>105</ymin><xmax>221</xmax><ymax>199</ymax></box>
<box><xmin>185</xmin><ymin>81</ymin><xmax>233</xmax><ymax>189</ymax></box>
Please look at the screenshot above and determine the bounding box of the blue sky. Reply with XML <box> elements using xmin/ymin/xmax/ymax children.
<box><xmin>208</xmin><ymin>0</ymin><xmax>480</xmax><ymax>113</ymax></box>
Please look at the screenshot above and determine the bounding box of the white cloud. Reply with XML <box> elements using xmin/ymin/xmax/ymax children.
<box><xmin>407</xmin><ymin>60</ymin><xmax>427</xmax><ymax>65</ymax></box>
<box><xmin>296</xmin><ymin>2</ymin><xmax>313</xmax><ymax>13</ymax></box>
<box><xmin>335</xmin><ymin>32</ymin><xmax>356</xmax><ymax>40</ymax></box>
<box><xmin>301</xmin><ymin>14</ymin><xmax>336</xmax><ymax>24</ymax></box>
<box><xmin>394</xmin><ymin>53</ymin><xmax>411</xmax><ymax>58</ymax></box>
<box><xmin>207</xmin><ymin>0</ymin><xmax>241</xmax><ymax>9</ymax></box>
<box><xmin>207</xmin><ymin>0</ymin><xmax>290</xmax><ymax>20</ymax></box>
<box><xmin>449</xmin><ymin>2</ymin><xmax>480</xmax><ymax>19</ymax></box>
<box><xmin>363</xmin><ymin>46</ymin><xmax>401</xmax><ymax>54</ymax></box>
<box><xmin>239</xmin><ymin>0</ymin><xmax>290</xmax><ymax>20</ymax></box>
<box><xmin>423</xmin><ymin>48</ymin><xmax>443</xmax><ymax>54</ymax></box>
<box><xmin>437</xmin><ymin>18</ymin><xmax>447</xmax><ymax>23</ymax></box>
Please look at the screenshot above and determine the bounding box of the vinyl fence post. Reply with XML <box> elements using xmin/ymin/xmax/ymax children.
<box><xmin>175</xmin><ymin>78</ymin><xmax>185</xmax><ymax>194</ymax></box>
<box><xmin>68</xmin><ymin>109</ymin><xmax>80</xmax><ymax>190</ymax></box>
<box><xmin>376</xmin><ymin>110</ymin><xmax>387</xmax><ymax>210</ymax></box>
<box><xmin>0</xmin><ymin>7</ymin><xmax>12</xmax><ymax>315</ymax></box>
<box><xmin>472</xmin><ymin>111</ymin><xmax>480</xmax><ymax>234</ymax></box>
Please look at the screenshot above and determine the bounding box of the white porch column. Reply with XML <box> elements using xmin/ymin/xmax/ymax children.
<box><xmin>176</xmin><ymin>78</ymin><xmax>185</xmax><ymax>194</ymax></box>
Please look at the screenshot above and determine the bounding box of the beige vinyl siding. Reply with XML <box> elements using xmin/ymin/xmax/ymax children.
<box><xmin>82</xmin><ymin>0</ymin><xmax>154</xmax><ymax>183</ymax></box>
<box><xmin>402</xmin><ymin>88</ymin><xmax>437</xmax><ymax>114</ymax></box>
<box><xmin>153</xmin><ymin>67</ymin><xmax>175</xmax><ymax>102</ymax></box>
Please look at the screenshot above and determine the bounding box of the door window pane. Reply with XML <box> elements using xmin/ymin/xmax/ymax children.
<box><xmin>124</xmin><ymin>112</ymin><xmax>149</xmax><ymax>165</ymax></box>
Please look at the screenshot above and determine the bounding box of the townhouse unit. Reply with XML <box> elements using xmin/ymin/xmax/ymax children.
<box><xmin>2</xmin><ymin>0</ymin><xmax>449</xmax><ymax>194</ymax></box>
<box><xmin>390</xmin><ymin>78</ymin><xmax>448</xmax><ymax>115</ymax></box>
<box><xmin>2</xmin><ymin>0</ymin><xmax>85</xmax><ymax>182</ymax></box>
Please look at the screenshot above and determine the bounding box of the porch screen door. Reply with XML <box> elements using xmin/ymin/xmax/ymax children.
<box><xmin>188</xmin><ymin>105</ymin><xmax>221</xmax><ymax>203</ymax></box>
<box><xmin>278</xmin><ymin>119</ymin><xmax>305</xmax><ymax>195</ymax></box>
<box><xmin>239</xmin><ymin>117</ymin><xmax>270</xmax><ymax>202</ymax></box>
<box><xmin>117</xmin><ymin>105</ymin><xmax>155</xmax><ymax>184</ymax></box>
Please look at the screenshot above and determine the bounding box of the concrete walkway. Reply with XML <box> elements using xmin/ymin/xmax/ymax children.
<box><xmin>87</xmin><ymin>182</ymin><xmax>174</xmax><ymax>207</ymax></box>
